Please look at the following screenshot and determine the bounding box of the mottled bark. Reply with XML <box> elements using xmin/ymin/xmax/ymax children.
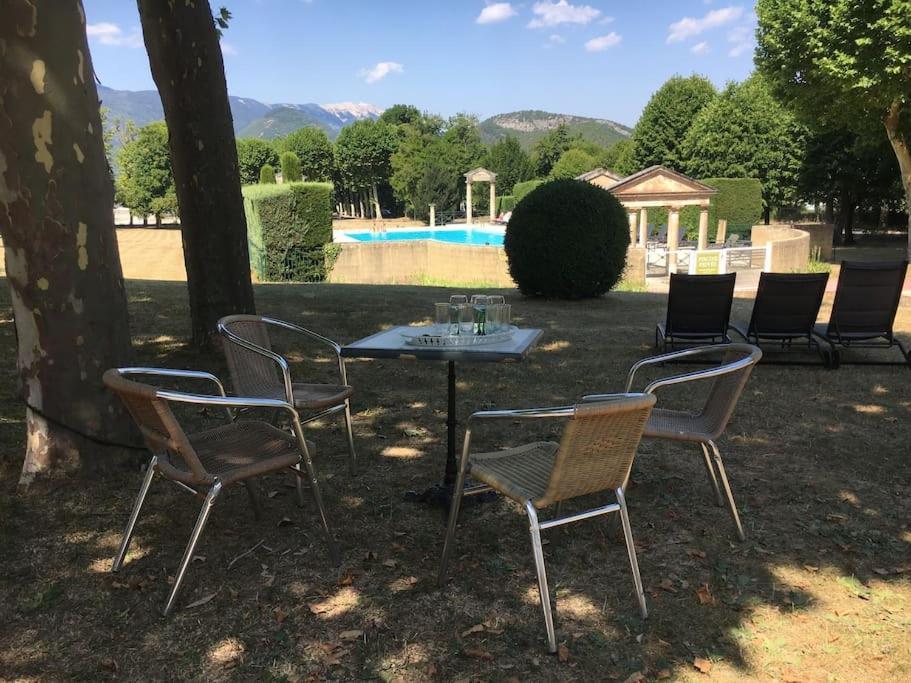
<box><xmin>137</xmin><ymin>0</ymin><xmax>254</xmax><ymax>348</ymax></box>
<box><xmin>883</xmin><ymin>100</ymin><xmax>911</xmax><ymax>258</ymax></box>
<box><xmin>0</xmin><ymin>1</ymin><xmax>134</xmax><ymax>485</ymax></box>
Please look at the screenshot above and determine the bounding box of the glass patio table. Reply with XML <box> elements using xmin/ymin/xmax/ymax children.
<box><xmin>340</xmin><ymin>325</ymin><xmax>544</xmax><ymax>506</ymax></box>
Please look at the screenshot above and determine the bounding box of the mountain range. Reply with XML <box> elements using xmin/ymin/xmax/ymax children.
<box><xmin>97</xmin><ymin>86</ymin><xmax>631</xmax><ymax>149</ymax></box>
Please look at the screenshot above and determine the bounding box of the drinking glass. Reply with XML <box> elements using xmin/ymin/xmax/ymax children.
<box><xmin>487</xmin><ymin>295</ymin><xmax>505</xmax><ymax>305</ymax></box>
<box><xmin>458</xmin><ymin>303</ymin><xmax>474</xmax><ymax>335</ymax></box>
<box><xmin>435</xmin><ymin>303</ymin><xmax>451</xmax><ymax>334</ymax></box>
<box><xmin>501</xmin><ymin>304</ymin><xmax>511</xmax><ymax>329</ymax></box>
<box><xmin>487</xmin><ymin>304</ymin><xmax>502</xmax><ymax>334</ymax></box>
<box><xmin>471</xmin><ymin>295</ymin><xmax>488</xmax><ymax>335</ymax></box>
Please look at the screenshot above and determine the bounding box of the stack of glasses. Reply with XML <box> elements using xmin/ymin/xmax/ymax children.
<box><xmin>435</xmin><ymin>295</ymin><xmax>511</xmax><ymax>336</ymax></box>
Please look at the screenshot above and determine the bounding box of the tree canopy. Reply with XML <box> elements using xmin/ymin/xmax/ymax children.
<box><xmin>236</xmin><ymin>138</ymin><xmax>278</xmax><ymax>185</ymax></box>
<box><xmin>531</xmin><ymin>124</ymin><xmax>574</xmax><ymax>177</ymax></box>
<box><xmin>281</xmin><ymin>127</ymin><xmax>334</xmax><ymax>181</ymax></box>
<box><xmin>550</xmin><ymin>148</ymin><xmax>597</xmax><ymax>180</ymax></box>
<box><xmin>486</xmin><ymin>136</ymin><xmax>534</xmax><ymax>195</ymax></box>
<box><xmin>681</xmin><ymin>75</ymin><xmax>805</xmax><ymax>221</ymax></box>
<box><xmin>116</xmin><ymin>121</ymin><xmax>177</xmax><ymax>224</ymax></box>
<box><xmin>632</xmin><ymin>75</ymin><xmax>717</xmax><ymax>171</ymax></box>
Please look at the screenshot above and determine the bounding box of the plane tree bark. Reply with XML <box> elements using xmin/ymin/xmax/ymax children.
<box><xmin>137</xmin><ymin>0</ymin><xmax>255</xmax><ymax>348</ymax></box>
<box><xmin>0</xmin><ymin>1</ymin><xmax>134</xmax><ymax>485</ymax></box>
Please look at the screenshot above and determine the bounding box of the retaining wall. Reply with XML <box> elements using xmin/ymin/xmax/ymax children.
<box><xmin>751</xmin><ymin>225</ymin><xmax>811</xmax><ymax>273</ymax></box>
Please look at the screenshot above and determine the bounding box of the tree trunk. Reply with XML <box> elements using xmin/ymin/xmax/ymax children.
<box><xmin>824</xmin><ymin>194</ymin><xmax>835</xmax><ymax>224</ymax></box>
<box><xmin>763</xmin><ymin>205</ymin><xmax>771</xmax><ymax>224</ymax></box>
<box><xmin>884</xmin><ymin>100</ymin><xmax>911</xmax><ymax>258</ymax></box>
<box><xmin>0</xmin><ymin>1</ymin><xmax>135</xmax><ymax>485</ymax></box>
<box><xmin>137</xmin><ymin>0</ymin><xmax>255</xmax><ymax>348</ymax></box>
<box><xmin>372</xmin><ymin>183</ymin><xmax>382</xmax><ymax>221</ymax></box>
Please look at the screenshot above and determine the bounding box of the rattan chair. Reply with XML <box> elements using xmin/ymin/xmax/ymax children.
<box><xmin>656</xmin><ymin>273</ymin><xmax>736</xmax><ymax>351</ymax></box>
<box><xmin>590</xmin><ymin>344</ymin><xmax>761</xmax><ymax>541</ymax></box>
<box><xmin>218</xmin><ymin>315</ymin><xmax>358</xmax><ymax>474</ymax></box>
<box><xmin>729</xmin><ymin>272</ymin><xmax>830</xmax><ymax>365</ymax></box>
<box><xmin>811</xmin><ymin>261</ymin><xmax>910</xmax><ymax>368</ymax></box>
<box><xmin>103</xmin><ymin>367</ymin><xmax>337</xmax><ymax>616</ymax></box>
<box><xmin>438</xmin><ymin>394</ymin><xmax>657</xmax><ymax>654</ymax></box>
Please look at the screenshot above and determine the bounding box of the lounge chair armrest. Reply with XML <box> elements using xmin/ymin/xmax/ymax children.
<box><xmin>624</xmin><ymin>345</ymin><xmax>735</xmax><ymax>391</ymax></box>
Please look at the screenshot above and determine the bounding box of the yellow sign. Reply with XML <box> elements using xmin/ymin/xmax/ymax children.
<box><xmin>694</xmin><ymin>251</ymin><xmax>721</xmax><ymax>275</ymax></box>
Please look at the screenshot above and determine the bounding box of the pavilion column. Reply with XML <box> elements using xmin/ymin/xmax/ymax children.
<box><xmin>667</xmin><ymin>207</ymin><xmax>681</xmax><ymax>273</ymax></box>
<box><xmin>628</xmin><ymin>211</ymin><xmax>638</xmax><ymax>246</ymax></box>
<box><xmin>430</xmin><ymin>203</ymin><xmax>436</xmax><ymax>228</ymax></box>
<box><xmin>639</xmin><ymin>207</ymin><xmax>648</xmax><ymax>246</ymax></box>
<box><xmin>466</xmin><ymin>181</ymin><xmax>473</xmax><ymax>226</ymax></box>
<box><xmin>489</xmin><ymin>182</ymin><xmax>496</xmax><ymax>222</ymax></box>
<box><xmin>698</xmin><ymin>208</ymin><xmax>709</xmax><ymax>250</ymax></box>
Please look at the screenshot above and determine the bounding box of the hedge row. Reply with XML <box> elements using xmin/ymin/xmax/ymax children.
<box><xmin>242</xmin><ymin>182</ymin><xmax>334</xmax><ymax>282</ymax></box>
<box><xmin>496</xmin><ymin>195</ymin><xmax>517</xmax><ymax>215</ymax></box>
<box><xmin>513</xmin><ymin>179</ymin><xmax>546</xmax><ymax>202</ymax></box>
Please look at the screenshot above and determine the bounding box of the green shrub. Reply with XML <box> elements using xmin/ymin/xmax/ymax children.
<box><xmin>504</xmin><ymin>179</ymin><xmax>628</xmax><ymax>298</ymax></box>
<box><xmin>280</xmin><ymin>152</ymin><xmax>302</xmax><ymax>182</ymax></box>
<box><xmin>237</xmin><ymin>138</ymin><xmax>279</xmax><ymax>185</ymax></box>
<box><xmin>513</xmin><ymin>179</ymin><xmax>546</xmax><ymax>202</ymax></box>
<box><xmin>702</xmin><ymin>177</ymin><xmax>763</xmax><ymax>237</ymax></box>
<box><xmin>496</xmin><ymin>195</ymin><xmax>517</xmax><ymax>215</ymax></box>
<box><xmin>242</xmin><ymin>182</ymin><xmax>334</xmax><ymax>282</ymax></box>
<box><xmin>259</xmin><ymin>164</ymin><xmax>276</xmax><ymax>184</ymax></box>
<box><xmin>549</xmin><ymin>149</ymin><xmax>597</xmax><ymax>180</ymax></box>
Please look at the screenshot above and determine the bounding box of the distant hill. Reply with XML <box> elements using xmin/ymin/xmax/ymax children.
<box><xmin>96</xmin><ymin>85</ymin><xmax>381</xmax><ymax>141</ymax></box>
<box><xmin>479</xmin><ymin>110</ymin><xmax>632</xmax><ymax>149</ymax></box>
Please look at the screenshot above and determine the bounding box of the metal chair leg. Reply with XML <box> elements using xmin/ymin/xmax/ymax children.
<box><xmin>292</xmin><ymin>463</ymin><xmax>306</xmax><ymax>508</ymax></box>
<box><xmin>112</xmin><ymin>455</ymin><xmax>158</xmax><ymax>572</ymax></box>
<box><xmin>709</xmin><ymin>440</ymin><xmax>745</xmax><ymax>541</ymax></box>
<box><xmin>526</xmin><ymin>502</ymin><xmax>557</xmax><ymax>654</ymax></box>
<box><xmin>163</xmin><ymin>481</ymin><xmax>222</xmax><ymax>616</ymax></box>
<box><xmin>438</xmin><ymin>452</ymin><xmax>470</xmax><ymax>585</ymax></box>
<box><xmin>292</xmin><ymin>429</ymin><xmax>339</xmax><ymax>565</ymax></box>
<box><xmin>342</xmin><ymin>399</ymin><xmax>357</xmax><ymax>475</ymax></box>
<box><xmin>699</xmin><ymin>443</ymin><xmax>724</xmax><ymax>507</ymax></box>
<box><xmin>616</xmin><ymin>488</ymin><xmax>648</xmax><ymax>619</ymax></box>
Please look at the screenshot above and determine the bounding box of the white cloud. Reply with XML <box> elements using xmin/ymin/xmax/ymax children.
<box><xmin>86</xmin><ymin>22</ymin><xmax>143</xmax><ymax>48</ymax></box>
<box><xmin>547</xmin><ymin>33</ymin><xmax>566</xmax><ymax>45</ymax></box>
<box><xmin>476</xmin><ymin>2</ymin><xmax>517</xmax><ymax>24</ymax></box>
<box><xmin>599</xmin><ymin>16</ymin><xmax>615</xmax><ymax>25</ymax></box>
<box><xmin>726</xmin><ymin>17</ymin><xmax>756</xmax><ymax>57</ymax></box>
<box><xmin>666</xmin><ymin>6</ymin><xmax>743</xmax><ymax>43</ymax></box>
<box><xmin>691</xmin><ymin>41</ymin><xmax>709</xmax><ymax>54</ymax></box>
<box><xmin>584</xmin><ymin>32</ymin><xmax>622</xmax><ymax>52</ymax></box>
<box><xmin>220</xmin><ymin>40</ymin><xmax>238</xmax><ymax>56</ymax></box>
<box><xmin>528</xmin><ymin>1</ymin><xmax>600</xmax><ymax>29</ymax></box>
<box><xmin>360</xmin><ymin>61</ymin><xmax>404</xmax><ymax>84</ymax></box>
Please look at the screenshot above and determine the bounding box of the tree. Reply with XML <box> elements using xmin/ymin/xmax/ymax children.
<box><xmin>236</xmin><ymin>138</ymin><xmax>278</xmax><ymax>185</ymax></box>
<box><xmin>413</xmin><ymin>157</ymin><xmax>460</xmax><ymax>222</ymax></box>
<box><xmin>281</xmin><ymin>127</ymin><xmax>333</xmax><ymax>181</ymax></box>
<box><xmin>334</xmin><ymin>119</ymin><xmax>396</xmax><ymax>218</ymax></box>
<box><xmin>532</xmin><ymin>123</ymin><xmax>573</xmax><ymax>176</ymax></box>
<box><xmin>0</xmin><ymin>0</ymin><xmax>134</xmax><ymax>483</ymax></box>
<box><xmin>632</xmin><ymin>74</ymin><xmax>716</xmax><ymax>170</ymax></box>
<box><xmin>280</xmin><ymin>151</ymin><xmax>302</xmax><ymax>182</ymax></box>
<box><xmin>600</xmin><ymin>138</ymin><xmax>637</xmax><ymax>176</ymax></box>
<box><xmin>116</xmin><ymin>122</ymin><xmax>176</xmax><ymax>226</ymax></box>
<box><xmin>756</xmin><ymin>0</ymin><xmax>911</xmax><ymax>255</ymax></box>
<box><xmin>550</xmin><ymin>148</ymin><xmax>598</xmax><ymax>180</ymax></box>
<box><xmin>379</xmin><ymin>104</ymin><xmax>422</xmax><ymax>127</ymax></box>
<box><xmin>259</xmin><ymin>163</ymin><xmax>276</xmax><ymax>184</ymax></box>
<box><xmin>680</xmin><ymin>75</ymin><xmax>805</xmax><ymax>223</ymax></box>
<box><xmin>486</xmin><ymin>136</ymin><xmax>534</xmax><ymax>195</ymax></box>
<box><xmin>137</xmin><ymin>0</ymin><xmax>255</xmax><ymax>347</ymax></box>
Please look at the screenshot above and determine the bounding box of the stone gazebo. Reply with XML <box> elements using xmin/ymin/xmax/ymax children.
<box><xmin>602</xmin><ymin>165</ymin><xmax>718</xmax><ymax>271</ymax></box>
<box><xmin>464</xmin><ymin>167</ymin><xmax>497</xmax><ymax>225</ymax></box>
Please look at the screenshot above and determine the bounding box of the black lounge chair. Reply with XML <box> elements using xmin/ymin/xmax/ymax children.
<box><xmin>656</xmin><ymin>273</ymin><xmax>736</xmax><ymax>351</ymax></box>
<box><xmin>730</xmin><ymin>272</ymin><xmax>830</xmax><ymax>365</ymax></box>
<box><xmin>811</xmin><ymin>260</ymin><xmax>910</xmax><ymax>368</ymax></box>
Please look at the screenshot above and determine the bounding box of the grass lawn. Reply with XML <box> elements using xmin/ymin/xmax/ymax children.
<box><xmin>0</xmin><ymin>278</ymin><xmax>909</xmax><ymax>681</ymax></box>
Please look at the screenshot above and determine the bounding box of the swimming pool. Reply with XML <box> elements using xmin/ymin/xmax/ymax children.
<box><xmin>337</xmin><ymin>226</ymin><xmax>505</xmax><ymax>247</ymax></box>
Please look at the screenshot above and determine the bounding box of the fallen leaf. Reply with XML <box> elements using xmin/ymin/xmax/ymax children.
<box><xmin>98</xmin><ymin>658</ymin><xmax>118</xmax><ymax>673</ymax></box>
<box><xmin>339</xmin><ymin>629</ymin><xmax>363</xmax><ymax>641</ymax></box>
<box><xmin>686</xmin><ymin>548</ymin><xmax>707</xmax><ymax>559</ymax></box>
<box><xmin>463</xmin><ymin>646</ymin><xmax>493</xmax><ymax>661</ymax></box>
<box><xmin>382</xmin><ymin>559</ymin><xmax>397</xmax><ymax>568</ymax></box>
<box><xmin>277</xmin><ymin>517</ymin><xmax>294</xmax><ymax>527</ymax></box>
<box><xmin>623</xmin><ymin>672</ymin><xmax>645</xmax><ymax>683</ymax></box>
<box><xmin>461</xmin><ymin>623</ymin><xmax>486</xmax><ymax>638</ymax></box>
<box><xmin>694</xmin><ymin>657</ymin><xmax>713</xmax><ymax>674</ymax></box>
<box><xmin>659</xmin><ymin>578</ymin><xmax>677</xmax><ymax>593</ymax></box>
<box><xmin>695</xmin><ymin>584</ymin><xmax>716</xmax><ymax>606</ymax></box>
<box><xmin>557</xmin><ymin>643</ymin><xmax>571</xmax><ymax>663</ymax></box>
<box><xmin>803</xmin><ymin>564</ymin><xmax>820</xmax><ymax>573</ymax></box>
<box><xmin>273</xmin><ymin>607</ymin><xmax>288</xmax><ymax>623</ymax></box>
<box><xmin>337</xmin><ymin>574</ymin><xmax>354</xmax><ymax>586</ymax></box>
<box><xmin>184</xmin><ymin>592</ymin><xmax>217</xmax><ymax>610</ymax></box>
<box><xmin>656</xmin><ymin>669</ymin><xmax>672</xmax><ymax>680</ymax></box>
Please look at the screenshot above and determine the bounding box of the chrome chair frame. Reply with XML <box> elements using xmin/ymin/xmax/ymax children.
<box><xmin>585</xmin><ymin>344</ymin><xmax>761</xmax><ymax>541</ymax></box>
<box><xmin>438</xmin><ymin>404</ymin><xmax>649</xmax><ymax>654</ymax></box>
<box><xmin>109</xmin><ymin>367</ymin><xmax>337</xmax><ymax>616</ymax></box>
<box><xmin>218</xmin><ymin>315</ymin><xmax>358</xmax><ymax>474</ymax></box>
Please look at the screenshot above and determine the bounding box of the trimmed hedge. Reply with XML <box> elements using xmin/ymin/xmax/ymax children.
<box><xmin>242</xmin><ymin>182</ymin><xmax>334</xmax><ymax>282</ymax></box>
<box><xmin>280</xmin><ymin>151</ymin><xmax>302</xmax><ymax>182</ymax></box>
<box><xmin>496</xmin><ymin>195</ymin><xmax>517</xmax><ymax>215</ymax></box>
<box><xmin>505</xmin><ymin>179</ymin><xmax>628</xmax><ymax>298</ymax></box>
<box><xmin>259</xmin><ymin>164</ymin><xmax>276</xmax><ymax>184</ymax></box>
<box><xmin>513</xmin><ymin>179</ymin><xmax>546</xmax><ymax>202</ymax></box>
<box><xmin>702</xmin><ymin>177</ymin><xmax>763</xmax><ymax>237</ymax></box>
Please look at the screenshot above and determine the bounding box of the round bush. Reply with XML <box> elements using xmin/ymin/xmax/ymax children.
<box><xmin>259</xmin><ymin>164</ymin><xmax>276</xmax><ymax>184</ymax></box>
<box><xmin>504</xmin><ymin>179</ymin><xmax>629</xmax><ymax>298</ymax></box>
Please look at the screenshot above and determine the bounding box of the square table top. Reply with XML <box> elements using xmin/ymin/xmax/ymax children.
<box><xmin>341</xmin><ymin>326</ymin><xmax>543</xmax><ymax>363</ymax></box>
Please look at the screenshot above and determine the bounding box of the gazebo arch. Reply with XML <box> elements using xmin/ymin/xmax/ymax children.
<box><xmin>464</xmin><ymin>167</ymin><xmax>497</xmax><ymax>225</ymax></box>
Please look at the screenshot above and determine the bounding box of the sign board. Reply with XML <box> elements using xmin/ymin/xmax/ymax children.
<box><xmin>692</xmin><ymin>250</ymin><xmax>722</xmax><ymax>275</ymax></box>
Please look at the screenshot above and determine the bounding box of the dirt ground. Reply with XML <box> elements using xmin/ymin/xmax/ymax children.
<box><xmin>0</xmin><ymin>275</ymin><xmax>910</xmax><ymax>682</ymax></box>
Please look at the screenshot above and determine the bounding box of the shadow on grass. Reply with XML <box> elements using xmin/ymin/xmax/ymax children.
<box><xmin>0</xmin><ymin>278</ymin><xmax>909</xmax><ymax>680</ymax></box>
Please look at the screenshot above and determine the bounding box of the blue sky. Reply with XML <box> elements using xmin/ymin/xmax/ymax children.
<box><xmin>83</xmin><ymin>0</ymin><xmax>758</xmax><ymax>126</ymax></box>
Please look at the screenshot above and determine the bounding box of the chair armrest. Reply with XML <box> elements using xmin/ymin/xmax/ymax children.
<box><xmin>580</xmin><ymin>392</ymin><xmax>642</xmax><ymax>403</ymax></box>
<box><xmin>261</xmin><ymin>317</ymin><xmax>342</xmax><ymax>355</ymax></box>
<box><xmin>642</xmin><ymin>354</ymin><xmax>756</xmax><ymax>394</ymax></box>
<box><xmin>117</xmin><ymin>367</ymin><xmax>228</xmax><ymax>397</ymax></box>
<box><xmin>155</xmin><ymin>390</ymin><xmax>298</xmax><ymax>418</ymax></box>
<box><xmin>467</xmin><ymin>406</ymin><xmax>576</xmax><ymax>423</ymax></box>
<box><xmin>624</xmin><ymin>345</ymin><xmax>735</xmax><ymax>392</ymax></box>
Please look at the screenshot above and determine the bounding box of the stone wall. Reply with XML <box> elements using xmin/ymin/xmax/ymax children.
<box><xmin>751</xmin><ymin>225</ymin><xmax>811</xmax><ymax>273</ymax></box>
<box><xmin>755</xmin><ymin>222</ymin><xmax>833</xmax><ymax>261</ymax></box>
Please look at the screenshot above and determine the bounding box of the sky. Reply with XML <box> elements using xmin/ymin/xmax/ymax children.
<box><xmin>83</xmin><ymin>0</ymin><xmax>758</xmax><ymax>127</ymax></box>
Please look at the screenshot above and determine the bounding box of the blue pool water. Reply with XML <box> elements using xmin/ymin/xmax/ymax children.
<box><xmin>344</xmin><ymin>228</ymin><xmax>504</xmax><ymax>246</ymax></box>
